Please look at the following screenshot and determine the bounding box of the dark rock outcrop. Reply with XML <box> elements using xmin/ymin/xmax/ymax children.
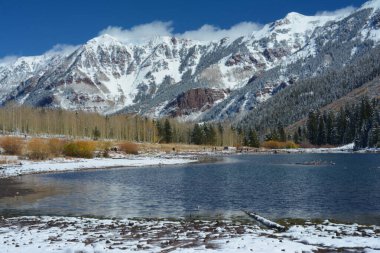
<box><xmin>165</xmin><ymin>88</ymin><xmax>230</xmax><ymax>117</ymax></box>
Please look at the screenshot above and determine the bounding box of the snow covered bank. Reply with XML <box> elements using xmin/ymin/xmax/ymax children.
<box><xmin>0</xmin><ymin>155</ymin><xmax>197</xmax><ymax>179</ymax></box>
<box><xmin>0</xmin><ymin>216</ymin><xmax>379</xmax><ymax>253</ymax></box>
<box><xmin>274</xmin><ymin>143</ymin><xmax>355</xmax><ymax>153</ymax></box>
<box><xmin>283</xmin><ymin>143</ymin><xmax>380</xmax><ymax>154</ymax></box>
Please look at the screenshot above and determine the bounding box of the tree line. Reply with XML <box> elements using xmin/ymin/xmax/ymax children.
<box><xmin>0</xmin><ymin>106</ymin><xmax>242</xmax><ymax>146</ymax></box>
<box><xmin>304</xmin><ymin>98</ymin><xmax>380</xmax><ymax>148</ymax></box>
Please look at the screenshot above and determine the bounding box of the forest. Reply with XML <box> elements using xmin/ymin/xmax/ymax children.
<box><xmin>302</xmin><ymin>97</ymin><xmax>380</xmax><ymax>149</ymax></box>
<box><xmin>0</xmin><ymin>106</ymin><xmax>241</xmax><ymax>147</ymax></box>
<box><xmin>1</xmin><ymin>96</ymin><xmax>379</xmax><ymax>150</ymax></box>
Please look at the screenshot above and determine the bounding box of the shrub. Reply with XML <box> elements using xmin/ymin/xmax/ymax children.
<box><xmin>262</xmin><ymin>140</ymin><xmax>281</xmax><ymax>149</ymax></box>
<box><xmin>118</xmin><ymin>142</ymin><xmax>139</xmax><ymax>155</ymax></box>
<box><xmin>63</xmin><ymin>140</ymin><xmax>96</xmax><ymax>158</ymax></box>
<box><xmin>284</xmin><ymin>141</ymin><xmax>299</xmax><ymax>149</ymax></box>
<box><xmin>96</xmin><ymin>141</ymin><xmax>114</xmax><ymax>158</ymax></box>
<box><xmin>47</xmin><ymin>138</ymin><xmax>66</xmax><ymax>157</ymax></box>
<box><xmin>0</xmin><ymin>136</ymin><xmax>24</xmax><ymax>155</ymax></box>
<box><xmin>27</xmin><ymin>138</ymin><xmax>50</xmax><ymax>160</ymax></box>
<box><xmin>262</xmin><ymin>140</ymin><xmax>299</xmax><ymax>149</ymax></box>
<box><xmin>97</xmin><ymin>141</ymin><xmax>114</xmax><ymax>151</ymax></box>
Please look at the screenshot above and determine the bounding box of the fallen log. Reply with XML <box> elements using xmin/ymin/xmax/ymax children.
<box><xmin>244</xmin><ymin>211</ymin><xmax>286</xmax><ymax>232</ymax></box>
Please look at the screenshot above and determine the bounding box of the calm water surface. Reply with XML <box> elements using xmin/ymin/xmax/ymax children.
<box><xmin>1</xmin><ymin>154</ymin><xmax>380</xmax><ymax>224</ymax></box>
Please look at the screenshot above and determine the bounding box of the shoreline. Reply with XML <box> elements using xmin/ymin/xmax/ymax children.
<box><xmin>0</xmin><ymin>153</ymin><xmax>199</xmax><ymax>179</ymax></box>
<box><xmin>1</xmin><ymin>152</ymin><xmax>379</xmax><ymax>252</ymax></box>
<box><xmin>0</xmin><ymin>215</ymin><xmax>379</xmax><ymax>253</ymax></box>
<box><xmin>0</xmin><ymin>145</ymin><xmax>377</xmax><ymax>179</ymax></box>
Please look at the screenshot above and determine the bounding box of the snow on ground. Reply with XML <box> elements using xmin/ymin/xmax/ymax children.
<box><xmin>302</xmin><ymin>143</ymin><xmax>355</xmax><ymax>153</ymax></box>
<box><xmin>0</xmin><ymin>216</ymin><xmax>379</xmax><ymax>253</ymax></box>
<box><xmin>279</xmin><ymin>143</ymin><xmax>355</xmax><ymax>153</ymax></box>
<box><xmin>0</xmin><ymin>155</ymin><xmax>197</xmax><ymax>179</ymax></box>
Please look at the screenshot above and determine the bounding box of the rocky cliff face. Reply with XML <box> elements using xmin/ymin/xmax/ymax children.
<box><xmin>1</xmin><ymin>0</ymin><xmax>380</xmax><ymax>122</ymax></box>
<box><xmin>163</xmin><ymin>88</ymin><xmax>230</xmax><ymax>117</ymax></box>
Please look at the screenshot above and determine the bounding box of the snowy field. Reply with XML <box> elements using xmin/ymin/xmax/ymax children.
<box><xmin>0</xmin><ymin>216</ymin><xmax>379</xmax><ymax>253</ymax></box>
<box><xmin>0</xmin><ymin>155</ymin><xmax>197</xmax><ymax>179</ymax></box>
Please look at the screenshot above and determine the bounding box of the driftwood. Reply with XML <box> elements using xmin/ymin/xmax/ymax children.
<box><xmin>244</xmin><ymin>211</ymin><xmax>286</xmax><ymax>232</ymax></box>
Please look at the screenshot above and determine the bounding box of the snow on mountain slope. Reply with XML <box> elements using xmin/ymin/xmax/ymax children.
<box><xmin>1</xmin><ymin>0</ymin><xmax>380</xmax><ymax>121</ymax></box>
<box><xmin>201</xmin><ymin>2</ymin><xmax>380</xmax><ymax>122</ymax></box>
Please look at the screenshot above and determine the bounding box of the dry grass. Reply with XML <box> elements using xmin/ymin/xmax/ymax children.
<box><xmin>47</xmin><ymin>138</ymin><xmax>66</xmax><ymax>157</ymax></box>
<box><xmin>27</xmin><ymin>138</ymin><xmax>50</xmax><ymax>160</ymax></box>
<box><xmin>96</xmin><ymin>141</ymin><xmax>115</xmax><ymax>158</ymax></box>
<box><xmin>96</xmin><ymin>141</ymin><xmax>114</xmax><ymax>151</ymax></box>
<box><xmin>139</xmin><ymin>143</ymin><xmax>213</xmax><ymax>153</ymax></box>
<box><xmin>262</xmin><ymin>140</ymin><xmax>299</xmax><ymax>149</ymax></box>
<box><xmin>118</xmin><ymin>142</ymin><xmax>139</xmax><ymax>155</ymax></box>
<box><xmin>0</xmin><ymin>136</ymin><xmax>24</xmax><ymax>155</ymax></box>
<box><xmin>63</xmin><ymin>140</ymin><xmax>96</xmax><ymax>158</ymax></box>
<box><xmin>0</xmin><ymin>156</ymin><xmax>18</xmax><ymax>164</ymax></box>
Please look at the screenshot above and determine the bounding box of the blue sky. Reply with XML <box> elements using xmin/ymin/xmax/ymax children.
<box><xmin>0</xmin><ymin>0</ymin><xmax>368</xmax><ymax>58</ymax></box>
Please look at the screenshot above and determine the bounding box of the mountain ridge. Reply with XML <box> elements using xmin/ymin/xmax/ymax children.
<box><xmin>1</xmin><ymin>0</ymin><xmax>380</xmax><ymax>125</ymax></box>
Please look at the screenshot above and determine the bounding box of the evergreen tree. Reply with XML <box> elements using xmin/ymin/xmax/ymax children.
<box><xmin>92</xmin><ymin>126</ymin><xmax>101</xmax><ymax>140</ymax></box>
<box><xmin>317</xmin><ymin>116</ymin><xmax>326</xmax><ymax>145</ymax></box>
<box><xmin>248</xmin><ymin>129</ymin><xmax>260</xmax><ymax>148</ymax></box>
<box><xmin>293</xmin><ymin>131</ymin><xmax>300</xmax><ymax>144</ymax></box>
<box><xmin>278</xmin><ymin>124</ymin><xmax>286</xmax><ymax>142</ymax></box>
<box><xmin>164</xmin><ymin>119</ymin><xmax>173</xmax><ymax>143</ymax></box>
<box><xmin>217</xmin><ymin>123</ymin><xmax>224</xmax><ymax>146</ymax></box>
<box><xmin>297</xmin><ymin>126</ymin><xmax>303</xmax><ymax>142</ymax></box>
<box><xmin>307</xmin><ymin>111</ymin><xmax>319</xmax><ymax>145</ymax></box>
<box><xmin>326</xmin><ymin>112</ymin><xmax>334</xmax><ymax>145</ymax></box>
<box><xmin>271</xmin><ymin>129</ymin><xmax>280</xmax><ymax>141</ymax></box>
<box><xmin>303</xmin><ymin>98</ymin><xmax>380</xmax><ymax>149</ymax></box>
<box><xmin>208</xmin><ymin>125</ymin><xmax>216</xmax><ymax>145</ymax></box>
<box><xmin>369</xmin><ymin>123</ymin><xmax>380</xmax><ymax>147</ymax></box>
<box><xmin>191</xmin><ymin>124</ymin><xmax>203</xmax><ymax>145</ymax></box>
<box><xmin>336</xmin><ymin>108</ymin><xmax>347</xmax><ymax>144</ymax></box>
<box><xmin>203</xmin><ymin>124</ymin><xmax>216</xmax><ymax>145</ymax></box>
<box><xmin>156</xmin><ymin>121</ymin><xmax>164</xmax><ymax>142</ymax></box>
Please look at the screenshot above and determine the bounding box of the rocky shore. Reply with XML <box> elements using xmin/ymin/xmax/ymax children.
<box><xmin>0</xmin><ymin>216</ymin><xmax>379</xmax><ymax>253</ymax></box>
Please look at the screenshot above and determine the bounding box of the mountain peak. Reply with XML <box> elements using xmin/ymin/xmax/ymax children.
<box><xmin>85</xmin><ymin>34</ymin><xmax>123</xmax><ymax>48</ymax></box>
<box><xmin>361</xmin><ymin>0</ymin><xmax>380</xmax><ymax>10</ymax></box>
<box><xmin>285</xmin><ymin>12</ymin><xmax>306</xmax><ymax>20</ymax></box>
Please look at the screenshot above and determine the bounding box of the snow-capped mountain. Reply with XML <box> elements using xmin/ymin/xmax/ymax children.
<box><xmin>1</xmin><ymin>0</ymin><xmax>380</xmax><ymax>121</ymax></box>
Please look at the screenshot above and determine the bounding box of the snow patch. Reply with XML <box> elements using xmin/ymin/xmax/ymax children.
<box><xmin>0</xmin><ymin>155</ymin><xmax>196</xmax><ymax>179</ymax></box>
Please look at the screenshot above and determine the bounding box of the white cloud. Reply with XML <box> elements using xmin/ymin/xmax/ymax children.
<box><xmin>44</xmin><ymin>44</ymin><xmax>79</xmax><ymax>56</ymax></box>
<box><xmin>315</xmin><ymin>6</ymin><xmax>356</xmax><ymax>17</ymax></box>
<box><xmin>177</xmin><ymin>22</ymin><xmax>262</xmax><ymax>41</ymax></box>
<box><xmin>3</xmin><ymin>4</ymin><xmax>357</xmax><ymax>62</ymax></box>
<box><xmin>0</xmin><ymin>55</ymin><xmax>18</xmax><ymax>66</ymax></box>
<box><xmin>99</xmin><ymin>21</ymin><xmax>173</xmax><ymax>44</ymax></box>
<box><xmin>0</xmin><ymin>44</ymin><xmax>78</xmax><ymax>67</ymax></box>
<box><xmin>99</xmin><ymin>21</ymin><xmax>262</xmax><ymax>43</ymax></box>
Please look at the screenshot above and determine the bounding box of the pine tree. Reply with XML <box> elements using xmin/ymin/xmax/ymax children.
<box><xmin>297</xmin><ymin>126</ymin><xmax>303</xmax><ymax>142</ymax></box>
<box><xmin>278</xmin><ymin>124</ymin><xmax>286</xmax><ymax>142</ymax></box>
<box><xmin>248</xmin><ymin>129</ymin><xmax>260</xmax><ymax>148</ymax></box>
<box><xmin>217</xmin><ymin>123</ymin><xmax>224</xmax><ymax>146</ymax></box>
<box><xmin>336</xmin><ymin>108</ymin><xmax>347</xmax><ymax>144</ymax></box>
<box><xmin>317</xmin><ymin>116</ymin><xmax>326</xmax><ymax>145</ymax></box>
<box><xmin>206</xmin><ymin>125</ymin><xmax>216</xmax><ymax>145</ymax></box>
<box><xmin>191</xmin><ymin>124</ymin><xmax>203</xmax><ymax>145</ymax></box>
<box><xmin>164</xmin><ymin>119</ymin><xmax>173</xmax><ymax>143</ymax></box>
<box><xmin>307</xmin><ymin>111</ymin><xmax>319</xmax><ymax>145</ymax></box>
<box><xmin>92</xmin><ymin>126</ymin><xmax>101</xmax><ymax>140</ymax></box>
<box><xmin>326</xmin><ymin>112</ymin><xmax>334</xmax><ymax>145</ymax></box>
<box><xmin>369</xmin><ymin>123</ymin><xmax>380</xmax><ymax>147</ymax></box>
<box><xmin>293</xmin><ymin>131</ymin><xmax>300</xmax><ymax>144</ymax></box>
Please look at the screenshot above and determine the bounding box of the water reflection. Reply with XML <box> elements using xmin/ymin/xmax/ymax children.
<box><xmin>1</xmin><ymin>154</ymin><xmax>380</xmax><ymax>224</ymax></box>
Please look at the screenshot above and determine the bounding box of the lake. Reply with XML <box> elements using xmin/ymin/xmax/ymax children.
<box><xmin>1</xmin><ymin>153</ymin><xmax>380</xmax><ymax>224</ymax></box>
